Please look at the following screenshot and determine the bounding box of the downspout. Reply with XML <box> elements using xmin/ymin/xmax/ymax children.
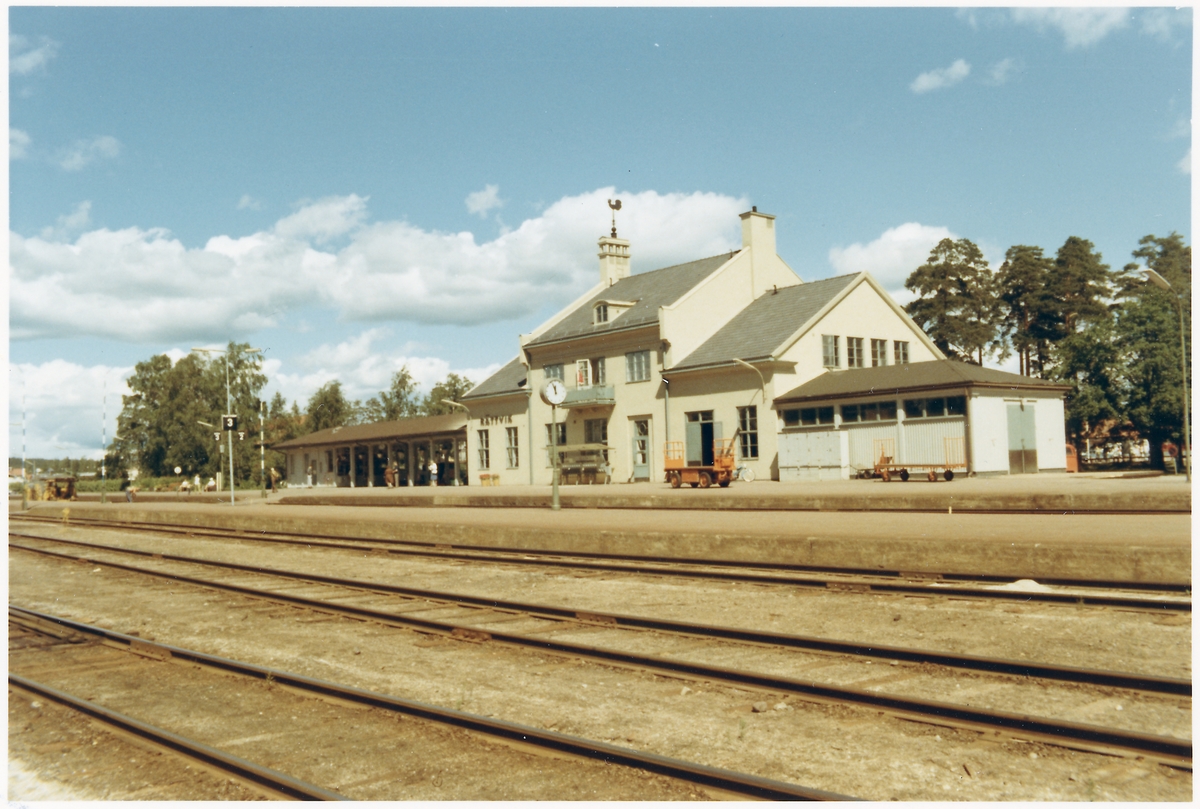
<box><xmin>963</xmin><ymin>387</ymin><xmax>973</xmax><ymax>476</ymax></box>
<box><xmin>527</xmin><ymin>384</ymin><xmax>534</xmax><ymax>486</ymax></box>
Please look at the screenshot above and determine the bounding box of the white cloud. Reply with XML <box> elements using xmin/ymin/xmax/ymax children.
<box><xmin>269</xmin><ymin>329</ymin><xmax>501</xmax><ymax>411</ymax></box>
<box><xmin>10</xmin><ymin>188</ymin><xmax>745</xmax><ymax>343</ymax></box>
<box><xmin>237</xmin><ymin>194</ymin><xmax>262</xmax><ymax>211</ymax></box>
<box><xmin>59</xmin><ymin>135</ymin><xmax>121</xmax><ymax>171</ymax></box>
<box><xmin>10</xmin><ymin>128</ymin><xmax>31</xmax><ymax>159</ymax></box>
<box><xmin>1010</xmin><ymin>8</ymin><xmax>1129</xmax><ymax>49</ymax></box>
<box><xmin>987</xmin><ymin>58</ymin><xmax>1018</xmax><ymax>86</ymax></box>
<box><xmin>39</xmin><ymin>201</ymin><xmax>92</xmax><ymax>241</ymax></box>
<box><xmin>910</xmin><ymin>59</ymin><xmax>971</xmax><ymax>94</ymax></box>
<box><xmin>466</xmin><ymin>184</ymin><xmax>503</xmax><ymax>218</ymax></box>
<box><xmin>8</xmin><ymin>361</ymin><xmax>132</xmax><ymax>461</ymax></box>
<box><xmin>1178</xmin><ymin>148</ymin><xmax>1191</xmax><ymax>175</ymax></box>
<box><xmin>1140</xmin><ymin>8</ymin><xmax>1191</xmax><ymax>42</ymax></box>
<box><xmin>10</xmin><ymin>34</ymin><xmax>59</xmax><ymax>75</ymax></box>
<box><xmin>828</xmin><ymin>222</ymin><xmax>956</xmax><ymax>295</ymax></box>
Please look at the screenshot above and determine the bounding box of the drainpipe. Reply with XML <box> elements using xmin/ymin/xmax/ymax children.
<box><xmin>963</xmin><ymin>388</ymin><xmax>973</xmax><ymax>476</ymax></box>
<box><xmin>662</xmin><ymin>377</ymin><xmax>670</xmax><ymax>443</ymax></box>
<box><xmin>527</xmin><ymin>385</ymin><xmax>534</xmax><ymax>485</ymax></box>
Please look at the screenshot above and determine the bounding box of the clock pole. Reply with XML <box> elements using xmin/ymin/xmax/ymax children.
<box><xmin>551</xmin><ymin>403</ymin><xmax>560</xmax><ymax>511</ymax></box>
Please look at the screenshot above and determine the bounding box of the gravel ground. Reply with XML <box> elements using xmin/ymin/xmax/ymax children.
<box><xmin>8</xmin><ymin>525</ymin><xmax>1193</xmax><ymax>801</ymax></box>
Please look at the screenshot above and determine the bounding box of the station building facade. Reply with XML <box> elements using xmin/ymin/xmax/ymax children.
<box><xmin>460</xmin><ymin>208</ymin><xmax>946</xmax><ymax>485</ymax></box>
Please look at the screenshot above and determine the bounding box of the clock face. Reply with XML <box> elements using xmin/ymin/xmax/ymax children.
<box><xmin>540</xmin><ymin>378</ymin><xmax>567</xmax><ymax>405</ymax></box>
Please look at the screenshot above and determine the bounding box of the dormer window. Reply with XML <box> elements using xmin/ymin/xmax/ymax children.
<box><xmin>592</xmin><ymin>299</ymin><xmax>637</xmax><ymax>326</ymax></box>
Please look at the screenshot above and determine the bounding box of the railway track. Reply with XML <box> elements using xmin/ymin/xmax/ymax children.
<box><xmin>10</xmin><ymin>532</ymin><xmax>1191</xmax><ymax>767</ymax></box>
<box><xmin>10</xmin><ymin>514</ymin><xmax>1189</xmax><ymax>611</ymax></box>
<box><xmin>9</xmin><ymin>607</ymin><xmax>852</xmax><ymax>801</ymax></box>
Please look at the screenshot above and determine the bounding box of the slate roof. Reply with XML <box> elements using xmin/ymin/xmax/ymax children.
<box><xmin>671</xmin><ymin>274</ymin><xmax>861</xmax><ymax>371</ymax></box>
<box><xmin>461</xmin><ymin>355</ymin><xmax>528</xmax><ymax>401</ymax></box>
<box><xmin>774</xmin><ymin>360</ymin><xmax>1071</xmax><ymax>406</ymax></box>
<box><xmin>272</xmin><ymin>413</ymin><xmax>467</xmax><ymax>450</ymax></box>
<box><xmin>522</xmin><ymin>253</ymin><xmax>735</xmax><ymax>349</ymax></box>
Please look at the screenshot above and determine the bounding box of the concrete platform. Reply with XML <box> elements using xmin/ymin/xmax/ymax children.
<box><xmin>58</xmin><ymin>471</ymin><xmax>1190</xmax><ymax>513</ymax></box>
<box><xmin>16</xmin><ymin>474</ymin><xmax>1192</xmax><ymax>586</ymax></box>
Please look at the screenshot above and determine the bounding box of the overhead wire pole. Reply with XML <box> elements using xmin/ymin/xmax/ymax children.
<box><xmin>260</xmin><ymin>398</ymin><xmax>266</xmax><ymax>498</ymax></box>
<box><xmin>101</xmin><ymin>378</ymin><xmax>107</xmax><ymax>505</ymax></box>
<box><xmin>194</xmin><ymin>345</ymin><xmax>262</xmax><ymax>506</ymax></box>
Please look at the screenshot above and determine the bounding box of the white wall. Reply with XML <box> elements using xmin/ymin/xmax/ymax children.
<box><xmin>967</xmin><ymin>395</ymin><xmax>1010</xmax><ymax>474</ymax></box>
<box><xmin>1035</xmin><ymin>396</ymin><xmax>1068</xmax><ymax>470</ymax></box>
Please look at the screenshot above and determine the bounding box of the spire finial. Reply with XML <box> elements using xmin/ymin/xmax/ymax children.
<box><xmin>608</xmin><ymin>198</ymin><xmax>622</xmax><ymax>237</ymax></box>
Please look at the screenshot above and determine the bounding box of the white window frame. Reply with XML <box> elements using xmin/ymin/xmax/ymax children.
<box><xmin>871</xmin><ymin>338</ymin><xmax>888</xmax><ymax>367</ymax></box>
<box><xmin>894</xmin><ymin>340</ymin><xmax>910</xmax><ymax>365</ymax></box>
<box><xmin>822</xmin><ymin>335</ymin><xmax>840</xmax><ymax>368</ymax></box>
<box><xmin>625</xmin><ymin>350</ymin><xmax>651</xmax><ymax>382</ymax></box>
<box><xmin>505</xmin><ymin>426</ymin><xmax>519</xmax><ymax>468</ymax></box>
<box><xmin>847</xmin><ymin>337</ymin><xmax>864</xmax><ymax>368</ymax></box>
<box><xmin>738</xmin><ymin>406</ymin><xmax>759</xmax><ymax>459</ymax></box>
<box><xmin>576</xmin><ymin>359</ymin><xmax>591</xmax><ymax>388</ymax></box>
<box><xmin>477</xmin><ymin>429</ymin><xmax>490</xmax><ymax>470</ymax></box>
<box><xmin>544</xmin><ymin>364</ymin><xmax>564</xmax><ymax>381</ymax></box>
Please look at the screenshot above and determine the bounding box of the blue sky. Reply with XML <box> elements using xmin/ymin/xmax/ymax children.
<box><xmin>8</xmin><ymin>6</ymin><xmax>1192</xmax><ymax>461</ymax></box>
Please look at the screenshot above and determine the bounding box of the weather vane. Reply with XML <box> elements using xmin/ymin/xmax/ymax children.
<box><xmin>608</xmin><ymin>198</ymin><xmax>622</xmax><ymax>238</ymax></box>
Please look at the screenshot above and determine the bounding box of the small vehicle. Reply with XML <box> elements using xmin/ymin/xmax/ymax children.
<box><xmin>36</xmin><ymin>476</ymin><xmax>77</xmax><ymax>501</ymax></box>
<box><xmin>664</xmin><ymin>437</ymin><xmax>737</xmax><ymax>488</ymax></box>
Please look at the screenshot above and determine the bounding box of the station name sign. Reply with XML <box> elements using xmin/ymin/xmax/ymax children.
<box><xmin>478</xmin><ymin>415</ymin><xmax>514</xmax><ymax>426</ymax></box>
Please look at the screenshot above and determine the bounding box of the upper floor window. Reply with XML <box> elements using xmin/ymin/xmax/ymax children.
<box><xmin>847</xmin><ymin>337</ymin><xmax>864</xmax><ymax>368</ymax></box>
<box><xmin>625</xmin><ymin>350</ymin><xmax>651</xmax><ymax>382</ymax></box>
<box><xmin>894</xmin><ymin>341</ymin><xmax>909</xmax><ymax>365</ymax></box>
<box><xmin>594</xmin><ymin>303</ymin><xmax>609</xmax><ymax>324</ymax></box>
<box><xmin>544</xmin><ymin>364</ymin><xmax>564</xmax><ymax>381</ymax></box>
<box><xmin>576</xmin><ymin>357</ymin><xmax>605</xmax><ymax>388</ymax></box>
<box><xmin>822</xmin><ymin>335</ymin><xmax>840</xmax><ymax>368</ymax></box>
<box><xmin>871</xmin><ymin>339</ymin><xmax>888</xmax><ymax>367</ymax></box>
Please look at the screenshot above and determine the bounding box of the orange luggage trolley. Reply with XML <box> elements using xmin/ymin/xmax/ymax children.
<box><xmin>664</xmin><ymin>437</ymin><xmax>737</xmax><ymax>488</ymax></box>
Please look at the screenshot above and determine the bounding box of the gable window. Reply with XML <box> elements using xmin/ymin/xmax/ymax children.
<box><xmin>477</xmin><ymin>430</ymin><xmax>490</xmax><ymax>470</ymax></box>
<box><xmin>847</xmin><ymin>337</ymin><xmax>864</xmax><ymax>368</ymax></box>
<box><xmin>738</xmin><ymin>406</ymin><xmax>759</xmax><ymax>459</ymax></box>
<box><xmin>594</xmin><ymin>303</ymin><xmax>609</xmax><ymax>324</ymax></box>
<box><xmin>871</xmin><ymin>339</ymin><xmax>888</xmax><ymax>367</ymax></box>
<box><xmin>822</xmin><ymin>335</ymin><xmax>840</xmax><ymax>368</ymax></box>
<box><xmin>544</xmin><ymin>364</ymin><xmax>564</xmax><ymax>381</ymax></box>
<box><xmin>894</xmin><ymin>340</ymin><xmax>909</xmax><ymax>365</ymax></box>
<box><xmin>625</xmin><ymin>350</ymin><xmax>651</xmax><ymax>382</ymax></box>
<box><xmin>505</xmin><ymin>427</ymin><xmax>519</xmax><ymax>468</ymax></box>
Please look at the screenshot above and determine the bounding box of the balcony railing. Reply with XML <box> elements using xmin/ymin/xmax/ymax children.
<box><xmin>563</xmin><ymin>385</ymin><xmax>615</xmax><ymax>408</ymax></box>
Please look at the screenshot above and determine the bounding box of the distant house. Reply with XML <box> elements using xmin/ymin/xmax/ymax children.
<box><xmin>462</xmin><ymin>208</ymin><xmax>943</xmax><ymax>484</ymax></box>
<box><xmin>772</xmin><ymin>360</ymin><xmax>1071</xmax><ymax>479</ymax></box>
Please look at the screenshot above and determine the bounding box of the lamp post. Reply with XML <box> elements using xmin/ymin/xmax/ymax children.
<box><xmin>733</xmin><ymin>358</ymin><xmax>766</xmax><ymax>405</ymax></box>
<box><xmin>1142</xmin><ymin>269</ymin><xmax>1190</xmax><ymax>482</ymax></box>
<box><xmin>193</xmin><ymin>346</ymin><xmax>262</xmax><ymax>504</ymax></box>
<box><xmin>259</xmin><ymin>399</ymin><xmax>266</xmax><ymax>498</ymax></box>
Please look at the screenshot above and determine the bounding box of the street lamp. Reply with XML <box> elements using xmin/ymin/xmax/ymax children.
<box><xmin>732</xmin><ymin>358</ymin><xmax>766</xmax><ymax>405</ymax></box>
<box><xmin>193</xmin><ymin>346</ymin><xmax>262</xmax><ymax>504</ymax></box>
<box><xmin>1142</xmin><ymin>268</ymin><xmax>1190</xmax><ymax>482</ymax></box>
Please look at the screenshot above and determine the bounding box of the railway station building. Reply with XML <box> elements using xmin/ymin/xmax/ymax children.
<box><xmin>272</xmin><ymin>413</ymin><xmax>468</xmax><ymax>487</ymax></box>
<box><xmin>772</xmin><ymin>360</ymin><xmax>1071</xmax><ymax>479</ymax></box>
<box><xmin>460</xmin><ymin>208</ymin><xmax>946</xmax><ymax>484</ymax></box>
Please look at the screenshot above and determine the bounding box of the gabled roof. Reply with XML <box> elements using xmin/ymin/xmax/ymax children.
<box><xmin>272</xmin><ymin>413</ymin><xmax>467</xmax><ymax>450</ymax></box>
<box><xmin>461</xmin><ymin>355</ymin><xmax>528</xmax><ymax>401</ymax></box>
<box><xmin>523</xmin><ymin>253</ymin><xmax>735</xmax><ymax>349</ymax></box>
<box><xmin>671</xmin><ymin>274</ymin><xmax>859</xmax><ymax>371</ymax></box>
<box><xmin>774</xmin><ymin>360</ymin><xmax>1071</xmax><ymax>406</ymax></box>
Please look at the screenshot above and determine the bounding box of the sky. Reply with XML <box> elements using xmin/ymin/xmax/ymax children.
<box><xmin>7</xmin><ymin>6</ymin><xmax>1193</xmax><ymax>463</ymax></box>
